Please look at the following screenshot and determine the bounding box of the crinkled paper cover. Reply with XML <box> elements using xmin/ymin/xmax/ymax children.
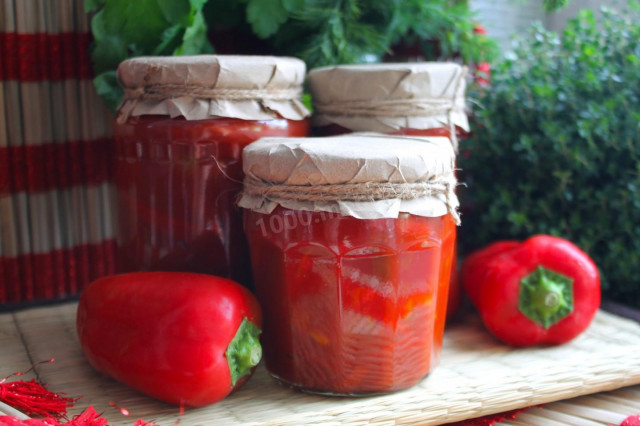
<box><xmin>238</xmin><ymin>134</ymin><xmax>458</xmax><ymax>220</ymax></box>
<box><xmin>307</xmin><ymin>62</ymin><xmax>469</xmax><ymax>133</ymax></box>
<box><xmin>116</xmin><ymin>55</ymin><xmax>310</xmax><ymax>121</ymax></box>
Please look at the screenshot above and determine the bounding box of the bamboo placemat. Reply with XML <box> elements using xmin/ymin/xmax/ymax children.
<box><xmin>1</xmin><ymin>303</ymin><xmax>639</xmax><ymax>425</ymax></box>
<box><xmin>498</xmin><ymin>387</ymin><xmax>640</xmax><ymax>425</ymax></box>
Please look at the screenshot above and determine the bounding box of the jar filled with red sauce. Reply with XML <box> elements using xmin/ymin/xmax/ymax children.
<box><xmin>114</xmin><ymin>56</ymin><xmax>310</xmax><ymax>286</ymax></box>
<box><xmin>239</xmin><ymin>134</ymin><xmax>460</xmax><ymax>395</ymax></box>
<box><xmin>308</xmin><ymin>62</ymin><xmax>469</xmax><ymax>322</ymax></box>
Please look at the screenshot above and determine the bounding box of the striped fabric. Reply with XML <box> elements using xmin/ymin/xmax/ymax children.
<box><xmin>0</xmin><ymin>0</ymin><xmax>115</xmax><ymax>305</ymax></box>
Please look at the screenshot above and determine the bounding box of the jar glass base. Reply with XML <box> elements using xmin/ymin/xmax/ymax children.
<box><xmin>268</xmin><ymin>371</ymin><xmax>430</xmax><ymax>397</ymax></box>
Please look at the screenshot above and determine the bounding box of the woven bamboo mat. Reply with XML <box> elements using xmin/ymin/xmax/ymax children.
<box><xmin>498</xmin><ymin>387</ymin><xmax>640</xmax><ymax>425</ymax></box>
<box><xmin>1</xmin><ymin>303</ymin><xmax>639</xmax><ymax>425</ymax></box>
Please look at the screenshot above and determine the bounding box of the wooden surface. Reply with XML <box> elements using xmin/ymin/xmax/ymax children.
<box><xmin>1</xmin><ymin>303</ymin><xmax>640</xmax><ymax>425</ymax></box>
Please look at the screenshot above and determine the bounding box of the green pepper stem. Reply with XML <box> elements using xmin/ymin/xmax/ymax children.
<box><xmin>544</xmin><ymin>291</ymin><xmax>560</xmax><ymax>308</ymax></box>
<box><xmin>519</xmin><ymin>266</ymin><xmax>574</xmax><ymax>329</ymax></box>
<box><xmin>226</xmin><ymin>318</ymin><xmax>262</xmax><ymax>386</ymax></box>
<box><xmin>249</xmin><ymin>345</ymin><xmax>262</xmax><ymax>366</ymax></box>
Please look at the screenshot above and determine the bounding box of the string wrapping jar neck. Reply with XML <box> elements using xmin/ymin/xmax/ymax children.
<box><xmin>238</xmin><ymin>133</ymin><xmax>460</xmax><ymax>224</ymax></box>
<box><xmin>307</xmin><ymin>62</ymin><xmax>468</xmax><ymax>151</ymax></box>
<box><xmin>116</xmin><ymin>55</ymin><xmax>310</xmax><ymax>122</ymax></box>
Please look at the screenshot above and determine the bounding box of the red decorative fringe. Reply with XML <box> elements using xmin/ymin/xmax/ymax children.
<box><xmin>0</xmin><ymin>406</ymin><xmax>159</xmax><ymax>425</ymax></box>
<box><xmin>619</xmin><ymin>414</ymin><xmax>640</xmax><ymax>426</ymax></box>
<box><xmin>0</xmin><ymin>361</ymin><xmax>158</xmax><ymax>425</ymax></box>
<box><xmin>443</xmin><ymin>406</ymin><xmax>533</xmax><ymax>426</ymax></box>
<box><xmin>65</xmin><ymin>406</ymin><xmax>108</xmax><ymax>426</ymax></box>
<box><xmin>0</xmin><ymin>360</ymin><xmax>73</xmax><ymax>420</ymax></box>
<box><xmin>0</xmin><ymin>380</ymin><xmax>74</xmax><ymax>420</ymax></box>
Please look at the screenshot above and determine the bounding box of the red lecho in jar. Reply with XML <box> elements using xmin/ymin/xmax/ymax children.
<box><xmin>114</xmin><ymin>56</ymin><xmax>309</xmax><ymax>286</ymax></box>
<box><xmin>239</xmin><ymin>134</ymin><xmax>460</xmax><ymax>395</ymax></box>
<box><xmin>307</xmin><ymin>62</ymin><xmax>469</xmax><ymax>322</ymax></box>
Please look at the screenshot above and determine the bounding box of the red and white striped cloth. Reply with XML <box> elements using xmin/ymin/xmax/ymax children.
<box><xmin>1</xmin><ymin>0</ymin><xmax>115</xmax><ymax>305</ymax></box>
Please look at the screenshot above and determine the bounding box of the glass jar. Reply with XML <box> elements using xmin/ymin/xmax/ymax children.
<box><xmin>239</xmin><ymin>134</ymin><xmax>460</xmax><ymax>395</ymax></box>
<box><xmin>114</xmin><ymin>56</ymin><xmax>309</xmax><ymax>286</ymax></box>
<box><xmin>307</xmin><ymin>62</ymin><xmax>468</xmax><ymax>142</ymax></box>
<box><xmin>307</xmin><ymin>62</ymin><xmax>468</xmax><ymax>321</ymax></box>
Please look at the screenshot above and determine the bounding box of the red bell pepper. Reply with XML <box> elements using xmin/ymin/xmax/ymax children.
<box><xmin>461</xmin><ymin>235</ymin><xmax>600</xmax><ymax>346</ymax></box>
<box><xmin>461</xmin><ymin>240</ymin><xmax>520</xmax><ymax>306</ymax></box>
<box><xmin>77</xmin><ymin>272</ymin><xmax>262</xmax><ymax>407</ymax></box>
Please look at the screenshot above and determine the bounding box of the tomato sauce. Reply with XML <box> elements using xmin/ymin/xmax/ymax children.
<box><xmin>244</xmin><ymin>207</ymin><xmax>455</xmax><ymax>395</ymax></box>
<box><xmin>399</xmin><ymin>128</ymin><xmax>464</xmax><ymax>330</ymax></box>
<box><xmin>114</xmin><ymin>116</ymin><xmax>309</xmax><ymax>285</ymax></box>
<box><xmin>308</xmin><ymin>63</ymin><xmax>468</xmax><ymax>320</ymax></box>
<box><xmin>314</xmin><ymin>123</ymin><xmax>465</xmax><ymax>324</ymax></box>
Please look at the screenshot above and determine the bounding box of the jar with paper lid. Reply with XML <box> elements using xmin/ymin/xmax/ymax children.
<box><xmin>113</xmin><ymin>55</ymin><xmax>310</xmax><ymax>286</ymax></box>
<box><xmin>307</xmin><ymin>62</ymin><xmax>469</xmax><ymax>142</ymax></box>
<box><xmin>308</xmin><ymin>62</ymin><xmax>468</xmax><ymax>320</ymax></box>
<box><xmin>239</xmin><ymin>134</ymin><xmax>459</xmax><ymax>395</ymax></box>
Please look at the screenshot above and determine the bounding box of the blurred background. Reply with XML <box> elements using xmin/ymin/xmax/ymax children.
<box><xmin>1</xmin><ymin>0</ymin><xmax>638</xmax><ymax>311</ymax></box>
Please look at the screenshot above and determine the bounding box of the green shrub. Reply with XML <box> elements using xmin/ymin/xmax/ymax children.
<box><xmin>460</xmin><ymin>6</ymin><xmax>640</xmax><ymax>308</ymax></box>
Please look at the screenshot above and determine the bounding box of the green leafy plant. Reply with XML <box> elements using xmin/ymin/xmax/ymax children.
<box><xmin>460</xmin><ymin>5</ymin><xmax>640</xmax><ymax>308</ymax></box>
<box><xmin>543</xmin><ymin>0</ymin><xmax>572</xmax><ymax>12</ymax></box>
<box><xmin>88</xmin><ymin>0</ymin><xmax>575</xmax><ymax>110</ymax></box>
<box><xmin>267</xmin><ymin>0</ymin><xmax>394</xmax><ymax>67</ymax></box>
<box><xmin>386</xmin><ymin>0</ymin><xmax>499</xmax><ymax>64</ymax></box>
<box><xmin>204</xmin><ymin>0</ymin><xmax>483</xmax><ymax>67</ymax></box>
<box><xmin>86</xmin><ymin>0</ymin><xmax>213</xmax><ymax>111</ymax></box>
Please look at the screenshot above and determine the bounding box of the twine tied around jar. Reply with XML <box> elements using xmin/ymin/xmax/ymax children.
<box><xmin>122</xmin><ymin>62</ymin><xmax>305</xmax><ymax>102</ymax></box>
<box><xmin>123</xmin><ymin>84</ymin><xmax>304</xmax><ymax>102</ymax></box>
<box><xmin>312</xmin><ymin>98</ymin><xmax>457</xmax><ymax>118</ymax></box>
<box><xmin>243</xmin><ymin>174</ymin><xmax>461</xmax><ymax>224</ymax></box>
<box><xmin>311</xmin><ymin>66</ymin><xmax>467</xmax><ymax>152</ymax></box>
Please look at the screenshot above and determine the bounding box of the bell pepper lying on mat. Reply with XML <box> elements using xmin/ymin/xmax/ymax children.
<box><xmin>461</xmin><ymin>235</ymin><xmax>600</xmax><ymax>346</ymax></box>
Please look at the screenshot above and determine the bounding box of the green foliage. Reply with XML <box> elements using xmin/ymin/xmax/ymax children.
<box><xmin>387</xmin><ymin>0</ymin><xmax>499</xmax><ymax>64</ymax></box>
<box><xmin>460</xmin><ymin>7</ymin><xmax>640</xmax><ymax>308</ymax></box>
<box><xmin>543</xmin><ymin>0</ymin><xmax>571</xmax><ymax>12</ymax></box>
<box><xmin>271</xmin><ymin>0</ymin><xmax>394</xmax><ymax>67</ymax></box>
<box><xmin>246</xmin><ymin>0</ymin><xmax>290</xmax><ymax>38</ymax></box>
<box><xmin>86</xmin><ymin>0</ymin><xmax>213</xmax><ymax>112</ymax></box>
<box><xmin>90</xmin><ymin>0</ymin><xmax>505</xmax><ymax>108</ymax></box>
<box><xmin>204</xmin><ymin>0</ymin><xmax>499</xmax><ymax>67</ymax></box>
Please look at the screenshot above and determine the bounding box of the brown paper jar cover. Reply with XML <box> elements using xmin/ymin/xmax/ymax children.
<box><xmin>238</xmin><ymin>133</ymin><xmax>459</xmax><ymax>222</ymax></box>
<box><xmin>307</xmin><ymin>62</ymin><xmax>468</xmax><ymax>135</ymax></box>
<box><xmin>117</xmin><ymin>55</ymin><xmax>310</xmax><ymax>122</ymax></box>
